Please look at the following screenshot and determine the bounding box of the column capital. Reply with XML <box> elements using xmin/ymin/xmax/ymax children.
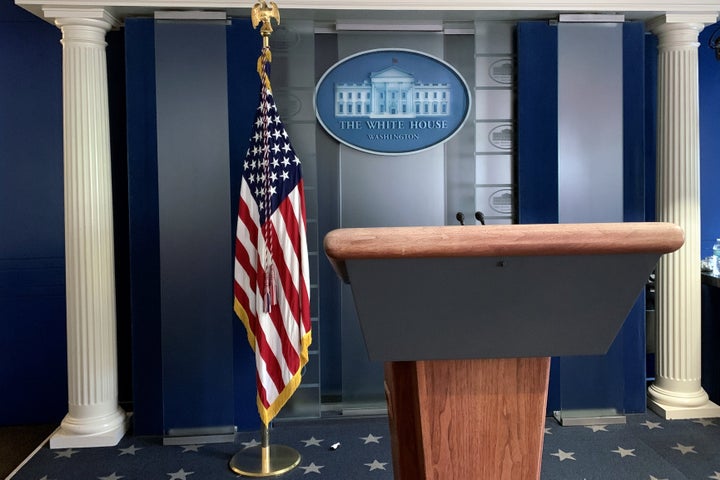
<box><xmin>647</xmin><ymin>13</ymin><xmax>718</xmax><ymax>46</ymax></box>
<box><xmin>42</xmin><ymin>6</ymin><xmax>120</xmax><ymax>31</ymax></box>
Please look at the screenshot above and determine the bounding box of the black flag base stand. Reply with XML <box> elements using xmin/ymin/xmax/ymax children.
<box><xmin>229</xmin><ymin>426</ymin><xmax>301</xmax><ymax>477</ymax></box>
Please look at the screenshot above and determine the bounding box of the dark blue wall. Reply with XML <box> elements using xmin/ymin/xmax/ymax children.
<box><xmin>124</xmin><ymin>18</ymin><xmax>162</xmax><ymax>435</ymax></box>
<box><xmin>0</xmin><ymin>0</ymin><xmax>67</xmax><ymax>425</ymax></box>
<box><xmin>517</xmin><ymin>21</ymin><xmax>558</xmax><ymax>224</ymax></box>
<box><xmin>0</xmin><ymin>0</ymin><xmax>131</xmax><ymax>425</ymax></box>
<box><xmin>699</xmin><ymin>23</ymin><xmax>720</xmax><ymax>256</ymax></box>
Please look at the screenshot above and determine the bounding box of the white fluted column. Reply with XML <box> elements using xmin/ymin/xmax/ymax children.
<box><xmin>647</xmin><ymin>13</ymin><xmax>720</xmax><ymax>420</ymax></box>
<box><xmin>44</xmin><ymin>7</ymin><xmax>127</xmax><ymax>448</ymax></box>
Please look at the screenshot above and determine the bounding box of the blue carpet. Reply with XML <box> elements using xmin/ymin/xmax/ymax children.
<box><xmin>9</xmin><ymin>410</ymin><xmax>720</xmax><ymax>479</ymax></box>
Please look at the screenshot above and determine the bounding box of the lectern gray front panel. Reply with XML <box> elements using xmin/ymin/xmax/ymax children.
<box><xmin>346</xmin><ymin>253</ymin><xmax>659</xmax><ymax>361</ymax></box>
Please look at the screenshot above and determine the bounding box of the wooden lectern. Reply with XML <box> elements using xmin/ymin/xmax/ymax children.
<box><xmin>324</xmin><ymin>222</ymin><xmax>683</xmax><ymax>480</ymax></box>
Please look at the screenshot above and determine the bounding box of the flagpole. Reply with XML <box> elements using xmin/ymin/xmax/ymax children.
<box><xmin>229</xmin><ymin>1</ymin><xmax>302</xmax><ymax>476</ymax></box>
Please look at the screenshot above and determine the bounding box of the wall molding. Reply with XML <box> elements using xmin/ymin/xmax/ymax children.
<box><xmin>15</xmin><ymin>0</ymin><xmax>720</xmax><ymax>25</ymax></box>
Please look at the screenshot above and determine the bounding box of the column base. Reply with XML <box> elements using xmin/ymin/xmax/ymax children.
<box><xmin>648</xmin><ymin>397</ymin><xmax>720</xmax><ymax>420</ymax></box>
<box><xmin>49</xmin><ymin>411</ymin><xmax>129</xmax><ymax>449</ymax></box>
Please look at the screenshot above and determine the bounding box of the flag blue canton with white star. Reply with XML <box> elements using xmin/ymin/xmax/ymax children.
<box><xmin>243</xmin><ymin>89</ymin><xmax>303</xmax><ymax>225</ymax></box>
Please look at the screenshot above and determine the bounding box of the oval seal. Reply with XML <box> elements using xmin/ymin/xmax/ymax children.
<box><xmin>314</xmin><ymin>49</ymin><xmax>471</xmax><ymax>155</ymax></box>
<box><xmin>488</xmin><ymin>123</ymin><xmax>513</xmax><ymax>150</ymax></box>
<box><xmin>489</xmin><ymin>188</ymin><xmax>513</xmax><ymax>214</ymax></box>
<box><xmin>488</xmin><ymin>58</ymin><xmax>513</xmax><ymax>85</ymax></box>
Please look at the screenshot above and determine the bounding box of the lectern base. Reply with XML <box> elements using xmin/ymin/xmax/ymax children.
<box><xmin>384</xmin><ymin>357</ymin><xmax>550</xmax><ymax>480</ymax></box>
<box><xmin>229</xmin><ymin>445</ymin><xmax>301</xmax><ymax>477</ymax></box>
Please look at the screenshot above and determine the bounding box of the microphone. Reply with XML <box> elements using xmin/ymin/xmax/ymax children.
<box><xmin>474</xmin><ymin>211</ymin><xmax>485</xmax><ymax>225</ymax></box>
<box><xmin>455</xmin><ymin>212</ymin><xmax>465</xmax><ymax>226</ymax></box>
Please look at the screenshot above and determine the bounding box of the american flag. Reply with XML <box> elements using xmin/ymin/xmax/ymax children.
<box><xmin>233</xmin><ymin>51</ymin><xmax>311</xmax><ymax>426</ymax></box>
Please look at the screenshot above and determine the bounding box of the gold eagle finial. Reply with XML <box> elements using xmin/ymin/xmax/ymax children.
<box><xmin>251</xmin><ymin>1</ymin><xmax>280</xmax><ymax>48</ymax></box>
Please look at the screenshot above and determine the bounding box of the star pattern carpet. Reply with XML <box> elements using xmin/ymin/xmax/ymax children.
<box><xmin>9</xmin><ymin>410</ymin><xmax>720</xmax><ymax>479</ymax></box>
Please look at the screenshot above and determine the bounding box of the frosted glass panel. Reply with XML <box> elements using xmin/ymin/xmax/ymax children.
<box><xmin>556</xmin><ymin>22</ymin><xmax>625</xmax><ymax>424</ymax></box>
<box><xmin>270</xmin><ymin>20</ymin><xmax>320</xmax><ymax>421</ymax></box>
<box><xmin>474</xmin><ymin>21</ymin><xmax>514</xmax><ymax>54</ymax></box>
<box><xmin>337</xmin><ymin>32</ymin><xmax>446</xmax><ymax>405</ymax></box>
<box><xmin>338</xmin><ymin>31</ymin><xmax>443</xmax><ymax>58</ymax></box>
<box><xmin>340</xmin><ymin>145</ymin><xmax>445</xmax><ymax>228</ymax></box>
<box><xmin>475</xmin><ymin>89</ymin><xmax>513</xmax><ymax>120</ymax></box>
<box><xmin>558</xmin><ymin>23</ymin><xmax>623</xmax><ymax>223</ymax></box>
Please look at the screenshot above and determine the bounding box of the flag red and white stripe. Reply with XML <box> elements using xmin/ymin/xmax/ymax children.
<box><xmin>234</xmin><ymin>50</ymin><xmax>311</xmax><ymax>426</ymax></box>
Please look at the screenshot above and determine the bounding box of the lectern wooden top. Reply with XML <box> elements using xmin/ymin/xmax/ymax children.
<box><xmin>324</xmin><ymin>222</ymin><xmax>684</xmax><ymax>283</ymax></box>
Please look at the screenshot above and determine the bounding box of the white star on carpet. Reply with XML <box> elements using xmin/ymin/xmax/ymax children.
<box><xmin>167</xmin><ymin>468</ymin><xmax>194</xmax><ymax>479</ymax></box>
<box><xmin>241</xmin><ymin>439</ymin><xmax>261</xmax><ymax>449</ymax></box>
<box><xmin>180</xmin><ymin>445</ymin><xmax>202</xmax><ymax>452</ymax></box>
<box><xmin>364</xmin><ymin>459</ymin><xmax>388</xmax><ymax>471</ymax></box>
<box><xmin>301</xmin><ymin>436</ymin><xmax>324</xmax><ymax>447</ymax></box>
<box><xmin>693</xmin><ymin>418</ymin><xmax>717</xmax><ymax>427</ymax></box>
<box><xmin>39</xmin><ymin>476</ymin><xmax>55</xmax><ymax>480</ymax></box>
<box><xmin>586</xmin><ymin>425</ymin><xmax>608</xmax><ymax>432</ymax></box>
<box><xmin>54</xmin><ymin>448</ymin><xmax>79</xmax><ymax>459</ymax></box>
<box><xmin>298</xmin><ymin>462</ymin><xmax>324</xmax><ymax>474</ymax></box>
<box><xmin>544</xmin><ymin>427</ymin><xmax>552</xmax><ymax>435</ymax></box>
<box><xmin>649</xmin><ymin>476</ymin><xmax>668</xmax><ymax>480</ymax></box>
<box><xmin>360</xmin><ymin>433</ymin><xmax>382</xmax><ymax>444</ymax></box>
<box><xmin>550</xmin><ymin>449</ymin><xmax>576</xmax><ymax>461</ymax></box>
<box><xmin>612</xmin><ymin>446</ymin><xmax>636</xmax><ymax>457</ymax></box>
<box><xmin>641</xmin><ymin>420</ymin><xmax>663</xmax><ymax>430</ymax></box>
<box><xmin>118</xmin><ymin>445</ymin><xmax>142</xmax><ymax>455</ymax></box>
<box><xmin>671</xmin><ymin>443</ymin><xmax>697</xmax><ymax>455</ymax></box>
<box><xmin>98</xmin><ymin>473</ymin><xmax>124</xmax><ymax>480</ymax></box>
<box><xmin>708</xmin><ymin>471</ymin><xmax>720</xmax><ymax>480</ymax></box>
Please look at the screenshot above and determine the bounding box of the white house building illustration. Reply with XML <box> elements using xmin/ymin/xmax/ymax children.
<box><xmin>335</xmin><ymin>64</ymin><xmax>451</xmax><ymax>118</ymax></box>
